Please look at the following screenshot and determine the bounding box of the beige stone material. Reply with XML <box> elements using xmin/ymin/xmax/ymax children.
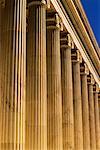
<box><xmin>46</xmin><ymin>12</ymin><xmax>63</xmax><ymax>150</ymax></box>
<box><xmin>0</xmin><ymin>0</ymin><xmax>26</xmax><ymax>150</ymax></box>
<box><xmin>72</xmin><ymin>50</ymin><xmax>83</xmax><ymax>150</ymax></box>
<box><xmin>0</xmin><ymin>1</ymin><xmax>100</xmax><ymax>150</ymax></box>
<box><xmin>61</xmin><ymin>33</ymin><xmax>74</xmax><ymax>150</ymax></box>
<box><xmin>98</xmin><ymin>93</ymin><xmax>100</xmax><ymax>123</ymax></box>
<box><xmin>0</xmin><ymin>2</ymin><xmax>14</xmax><ymax>149</ymax></box>
<box><xmin>26</xmin><ymin>1</ymin><xmax>47</xmax><ymax>150</ymax></box>
<box><xmin>93</xmin><ymin>84</ymin><xmax>100</xmax><ymax>150</ymax></box>
<box><xmin>80</xmin><ymin>63</ymin><xmax>90</xmax><ymax>150</ymax></box>
<box><xmin>88</xmin><ymin>74</ymin><xmax>96</xmax><ymax>150</ymax></box>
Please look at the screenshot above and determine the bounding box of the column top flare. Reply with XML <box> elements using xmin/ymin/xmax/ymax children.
<box><xmin>46</xmin><ymin>11</ymin><xmax>63</xmax><ymax>30</ymax></box>
<box><xmin>60</xmin><ymin>32</ymin><xmax>73</xmax><ymax>49</ymax></box>
<box><xmin>87</xmin><ymin>74</ymin><xmax>95</xmax><ymax>85</ymax></box>
<box><xmin>93</xmin><ymin>83</ymin><xmax>99</xmax><ymax>93</ymax></box>
<box><xmin>28</xmin><ymin>0</ymin><xmax>50</xmax><ymax>8</ymax></box>
<box><xmin>80</xmin><ymin>63</ymin><xmax>89</xmax><ymax>75</ymax></box>
<box><xmin>0</xmin><ymin>0</ymin><xmax>5</xmax><ymax>7</ymax></box>
<box><xmin>71</xmin><ymin>49</ymin><xmax>82</xmax><ymax>63</ymax></box>
<box><xmin>98</xmin><ymin>92</ymin><xmax>100</xmax><ymax>100</ymax></box>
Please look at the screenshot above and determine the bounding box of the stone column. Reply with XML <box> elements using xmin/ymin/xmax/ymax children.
<box><xmin>0</xmin><ymin>2</ymin><xmax>13</xmax><ymax>149</ymax></box>
<box><xmin>61</xmin><ymin>33</ymin><xmax>74</xmax><ymax>150</ymax></box>
<box><xmin>26</xmin><ymin>1</ymin><xmax>47</xmax><ymax>150</ymax></box>
<box><xmin>98</xmin><ymin>93</ymin><xmax>100</xmax><ymax>123</ymax></box>
<box><xmin>46</xmin><ymin>12</ymin><xmax>63</xmax><ymax>150</ymax></box>
<box><xmin>0</xmin><ymin>0</ymin><xmax>26</xmax><ymax>150</ymax></box>
<box><xmin>93</xmin><ymin>84</ymin><xmax>100</xmax><ymax>150</ymax></box>
<box><xmin>0</xmin><ymin>2</ymin><xmax>4</xmax><ymax>149</ymax></box>
<box><xmin>80</xmin><ymin>63</ymin><xmax>90</xmax><ymax>150</ymax></box>
<box><xmin>88</xmin><ymin>74</ymin><xmax>96</xmax><ymax>150</ymax></box>
<box><xmin>72</xmin><ymin>50</ymin><xmax>83</xmax><ymax>150</ymax></box>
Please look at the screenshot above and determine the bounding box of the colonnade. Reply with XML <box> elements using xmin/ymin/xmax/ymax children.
<box><xmin>0</xmin><ymin>0</ymin><xmax>100</xmax><ymax>150</ymax></box>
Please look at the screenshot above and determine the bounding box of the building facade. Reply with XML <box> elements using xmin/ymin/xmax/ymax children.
<box><xmin>0</xmin><ymin>0</ymin><xmax>100</xmax><ymax>150</ymax></box>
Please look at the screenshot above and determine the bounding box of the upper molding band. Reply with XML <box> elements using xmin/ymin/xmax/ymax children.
<box><xmin>50</xmin><ymin>0</ymin><xmax>100</xmax><ymax>87</ymax></box>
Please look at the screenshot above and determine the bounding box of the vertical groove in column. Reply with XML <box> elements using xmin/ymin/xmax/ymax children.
<box><xmin>26</xmin><ymin>3</ymin><xmax>47</xmax><ymax>150</ymax></box>
<box><xmin>61</xmin><ymin>48</ymin><xmax>74</xmax><ymax>150</ymax></box>
<box><xmin>98</xmin><ymin>96</ymin><xmax>100</xmax><ymax>124</ymax></box>
<box><xmin>47</xmin><ymin>29</ymin><xmax>63</xmax><ymax>150</ymax></box>
<box><xmin>13</xmin><ymin>1</ymin><xmax>26</xmax><ymax>149</ymax></box>
<box><xmin>94</xmin><ymin>91</ymin><xmax>100</xmax><ymax>149</ymax></box>
<box><xmin>81</xmin><ymin>74</ymin><xmax>90</xmax><ymax>150</ymax></box>
<box><xmin>0</xmin><ymin>0</ymin><xmax>26</xmax><ymax>149</ymax></box>
<box><xmin>72</xmin><ymin>61</ymin><xmax>83</xmax><ymax>150</ymax></box>
<box><xmin>13</xmin><ymin>1</ymin><xmax>20</xmax><ymax>149</ymax></box>
<box><xmin>20</xmin><ymin>0</ymin><xmax>26</xmax><ymax>149</ymax></box>
<box><xmin>88</xmin><ymin>83</ymin><xmax>96</xmax><ymax>150</ymax></box>
<box><xmin>0</xmin><ymin>5</ymin><xmax>2</xmax><ymax>150</ymax></box>
<box><xmin>26</xmin><ymin>6</ymin><xmax>35</xmax><ymax>150</ymax></box>
<box><xmin>0</xmin><ymin>1</ymin><xmax>14</xmax><ymax>149</ymax></box>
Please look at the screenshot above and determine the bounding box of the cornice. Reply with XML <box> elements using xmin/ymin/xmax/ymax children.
<box><xmin>50</xmin><ymin>0</ymin><xmax>100</xmax><ymax>86</ymax></box>
<box><xmin>61</xmin><ymin>0</ymin><xmax>100</xmax><ymax>75</ymax></box>
<box><xmin>74</xmin><ymin>0</ymin><xmax>100</xmax><ymax>58</ymax></box>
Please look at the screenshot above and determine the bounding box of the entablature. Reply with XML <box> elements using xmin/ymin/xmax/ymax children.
<box><xmin>50</xmin><ymin>0</ymin><xmax>100</xmax><ymax>87</ymax></box>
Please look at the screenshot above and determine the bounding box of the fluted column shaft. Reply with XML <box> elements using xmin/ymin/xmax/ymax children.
<box><xmin>26</xmin><ymin>2</ymin><xmax>47</xmax><ymax>150</ymax></box>
<box><xmin>72</xmin><ymin>57</ymin><xmax>83</xmax><ymax>150</ymax></box>
<box><xmin>81</xmin><ymin>72</ymin><xmax>90</xmax><ymax>150</ymax></box>
<box><xmin>47</xmin><ymin>18</ymin><xmax>63</xmax><ymax>150</ymax></box>
<box><xmin>61</xmin><ymin>35</ymin><xmax>74</xmax><ymax>150</ymax></box>
<box><xmin>0</xmin><ymin>2</ymin><xmax>14</xmax><ymax>149</ymax></box>
<box><xmin>0</xmin><ymin>0</ymin><xmax>26</xmax><ymax>150</ymax></box>
<box><xmin>98</xmin><ymin>97</ymin><xmax>100</xmax><ymax>123</ymax></box>
<box><xmin>88</xmin><ymin>80</ymin><xmax>96</xmax><ymax>150</ymax></box>
<box><xmin>94</xmin><ymin>89</ymin><xmax>100</xmax><ymax>149</ymax></box>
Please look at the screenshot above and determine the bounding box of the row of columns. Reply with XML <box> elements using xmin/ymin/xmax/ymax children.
<box><xmin>26</xmin><ymin>1</ymin><xmax>100</xmax><ymax>150</ymax></box>
<box><xmin>0</xmin><ymin>0</ymin><xmax>100</xmax><ymax>150</ymax></box>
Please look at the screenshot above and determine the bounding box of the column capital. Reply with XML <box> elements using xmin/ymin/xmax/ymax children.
<box><xmin>80</xmin><ymin>63</ymin><xmax>89</xmax><ymax>75</ymax></box>
<box><xmin>46</xmin><ymin>12</ymin><xmax>63</xmax><ymax>30</ymax></box>
<box><xmin>28</xmin><ymin>0</ymin><xmax>50</xmax><ymax>8</ymax></box>
<box><xmin>98</xmin><ymin>92</ymin><xmax>100</xmax><ymax>100</ymax></box>
<box><xmin>60</xmin><ymin>32</ymin><xmax>74</xmax><ymax>50</ymax></box>
<box><xmin>87</xmin><ymin>74</ymin><xmax>95</xmax><ymax>85</ymax></box>
<box><xmin>0</xmin><ymin>0</ymin><xmax>5</xmax><ymax>8</ymax></box>
<box><xmin>93</xmin><ymin>83</ymin><xmax>99</xmax><ymax>93</ymax></box>
<box><xmin>71</xmin><ymin>49</ymin><xmax>82</xmax><ymax>63</ymax></box>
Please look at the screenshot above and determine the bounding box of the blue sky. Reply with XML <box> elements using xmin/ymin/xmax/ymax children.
<box><xmin>81</xmin><ymin>0</ymin><xmax>100</xmax><ymax>45</ymax></box>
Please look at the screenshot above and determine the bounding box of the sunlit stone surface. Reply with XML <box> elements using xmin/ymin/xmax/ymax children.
<box><xmin>0</xmin><ymin>0</ymin><xmax>100</xmax><ymax>150</ymax></box>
